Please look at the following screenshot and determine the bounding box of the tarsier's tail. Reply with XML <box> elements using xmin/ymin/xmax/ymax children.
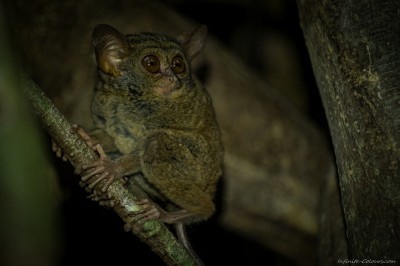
<box><xmin>175</xmin><ymin>223</ymin><xmax>205</xmax><ymax>266</ymax></box>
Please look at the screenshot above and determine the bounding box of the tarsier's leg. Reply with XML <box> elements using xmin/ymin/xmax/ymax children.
<box><xmin>123</xmin><ymin>198</ymin><xmax>195</xmax><ymax>232</ymax></box>
<box><xmin>133</xmin><ymin>199</ymin><xmax>194</xmax><ymax>223</ymax></box>
<box><xmin>137</xmin><ymin>132</ymin><xmax>216</xmax><ymax>224</ymax></box>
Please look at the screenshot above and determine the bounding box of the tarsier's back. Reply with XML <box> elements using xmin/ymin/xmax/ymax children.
<box><xmin>89</xmin><ymin>24</ymin><xmax>223</xmax><ymax>224</ymax></box>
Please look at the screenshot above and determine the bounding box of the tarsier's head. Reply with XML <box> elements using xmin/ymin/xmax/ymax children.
<box><xmin>92</xmin><ymin>24</ymin><xmax>207</xmax><ymax>98</ymax></box>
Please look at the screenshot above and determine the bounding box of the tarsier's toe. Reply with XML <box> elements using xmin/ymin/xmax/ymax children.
<box><xmin>134</xmin><ymin>198</ymin><xmax>151</xmax><ymax>207</ymax></box>
<box><xmin>129</xmin><ymin>199</ymin><xmax>161</xmax><ymax>223</ymax></box>
<box><xmin>88</xmin><ymin>190</ymin><xmax>112</xmax><ymax>200</ymax></box>
<box><xmin>51</xmin><ymin>140</ymin><xmax>69</xmax><ymax>161</ymax></box>
<box><xmin>70</xmin><ymin>124</ymin><xmax>80</xmax><ymax>132</ymax></box>
<box><xmin>87</xmin><ymin>190</ymin><xmax>115</xmax><ymax>207</ymax></box>
<box><xmin>52</xmin><ymin>141</ymin><xmax>61</xmax><ymax>157</ymax></box>
<box><xmin>124</xmin><ymin>208</ymin><xmax>158</xmax><ymax>233</ymax></box>
<box><xmin>75</xmin><ymin>164</ymin><xmax>84</xmax><ymax>175</ymax></box>
<box><xmin>123</xmin><ymin>223</ymin><xmax>132</xmax><ymax>232</ymax></box>
<box><xmin>74</xmin><ymin>125</ymin><xmax>91</xmax><ymax>141</ymax></box>
<box><xmin>99</xmin><ymin>199</ymin><xmax>115</xmax><ymax>208</ymax></box>
<box><xmin>124</xmin><ymin>221</ymin><xmax>147</xmax><ymax>234</ymax></box>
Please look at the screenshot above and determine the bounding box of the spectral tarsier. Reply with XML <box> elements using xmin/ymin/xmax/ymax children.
<box><xmin>60</xmin><ymin>24</ymin><xmax>223</xmax><ymax>262</ymax></box>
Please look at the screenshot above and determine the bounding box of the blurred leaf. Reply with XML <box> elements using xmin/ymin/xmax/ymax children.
<box><xmin>0</xmin><ymin>4</ymin><xmax>59</xmax><ymax>266</ymax></box>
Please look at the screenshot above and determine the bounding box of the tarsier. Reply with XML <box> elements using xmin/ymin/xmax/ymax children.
<box><xmin>57</xmin><ymin>24</ymin><xmax>223</xmax><ymax>263</ymax></box>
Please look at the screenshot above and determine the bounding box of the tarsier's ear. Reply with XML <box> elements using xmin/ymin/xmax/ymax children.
<box><xmin>92</xmin><ymin>24</ymin><xmax>129</xmax><ymax>77</ymax></box>
<box><xmin>179</xmin><ymin>25</ymin><xmax>208</xmax><ymax>61</ymax></box>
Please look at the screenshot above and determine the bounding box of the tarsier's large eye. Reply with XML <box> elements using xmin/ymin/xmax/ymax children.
<box><xmin>142</xmin><ymin>55</ymin><xmax>160</xmax><ymax>73</ymax></box>
<box><xmin>171</xmin><ymin>56</ymin><xmax>186</xmax><ymax>74</ymax></box>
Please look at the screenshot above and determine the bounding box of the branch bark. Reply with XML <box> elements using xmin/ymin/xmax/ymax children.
<box><xmin>21</xmin><ymin>72</ymin><xmax>195</xmax><ymax>266</ymax></box>
<box><xmin>297</xmin><ymin>0</ymin><xmax>400</xmax><ymax>261</ymax></box>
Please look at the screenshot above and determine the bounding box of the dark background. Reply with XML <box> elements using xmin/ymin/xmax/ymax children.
<box><xmin>3</xmin><ymin>0</ymin><xmax>328</xmax><ymax>265</ymax></box>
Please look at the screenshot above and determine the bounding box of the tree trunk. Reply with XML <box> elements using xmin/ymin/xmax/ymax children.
<box><xmin>297</xmin><ymin>0</ymin><xmax>400</xmax><ymax>261</ymax></box>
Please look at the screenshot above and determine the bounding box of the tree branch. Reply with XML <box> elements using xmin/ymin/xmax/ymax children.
<box><xmin>21</xmin><ymin>71</ymin><xmax>195</xmax><ymax>266</ymax></box>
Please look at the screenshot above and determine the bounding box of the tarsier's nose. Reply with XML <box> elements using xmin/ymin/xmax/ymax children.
<box><xmin>168</xmin><ymin>75</ymin><xmax>181</xmax><ymax>90</ymax></box>
<box><xmin>163</xmin><ymin>71</ymin><xmax>179</xmax><ymax>86</ymax></box>
<box><xmin>167</xmin><ymin>75</ymin><xmax>175</xmax><ymax>83</ymax></box>
<box><xmin>154</xmin><ymin>73</ymin><xmax>181</xmax><ymax>95</ymax></box>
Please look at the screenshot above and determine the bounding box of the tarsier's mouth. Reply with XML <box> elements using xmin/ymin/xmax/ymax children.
<box><xmin>154</xmin><ymin>83</ymin><xmax>184</xmax><ymax>98</ymax></box>
<box><xmin>154</xmin><ymin>76</ymin><xmax>182</xmax><ymax>96</ymax></box>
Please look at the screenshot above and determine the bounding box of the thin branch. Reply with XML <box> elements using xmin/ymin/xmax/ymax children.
<box><xmin>21</xmin><ymin>71</ymin><xmax>195</xmax><ymax>266</ymax></box>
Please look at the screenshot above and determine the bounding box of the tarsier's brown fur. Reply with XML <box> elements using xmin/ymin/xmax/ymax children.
<box><xmin>82</xmin><ymin>24</ymin><xmax>223</xmax><ymax>226</ymax></box>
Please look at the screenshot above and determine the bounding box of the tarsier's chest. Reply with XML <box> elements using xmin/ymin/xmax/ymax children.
<box><xmin>100</xmin><ymin>103</ymin><xmax>150</xmax><ymax>154</ymax></box>
<box><xmin>109</xmin><ymin>115</ymin><xmax>150</xmax><ymax>154</ymax></box>
<box><xmin>110</xmin><ymin>123</ymin><xmax>146</xmax><ymax>155</ymax></box>
<box><xmin>93</xmin><ymin>91</ymin><xmax>153</xmax><ymax>154</ymax></box>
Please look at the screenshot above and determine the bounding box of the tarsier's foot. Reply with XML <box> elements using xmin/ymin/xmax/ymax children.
<box><xmin>123</xmin><ymin>199</ymin><xmax>163</xmax><ymax>232</ymax></box>
<box><xmin>53</xmin><ymin>124</ymin><xmax>124</xmax><ymax>204</ymax></box>
<box><xmin>78</xmin><ymin>143</ymin><xmax>127</xmax><ymax>193</ymax></box>
<box><xmin>123</xmin><ymin>199</ymin><xmax>194</xmax><ymax>232</ymax></box>
<box><xmin>87</xmin><ymin>190</ymin><xmax>115</xmax><ymax>207</ymax></box>
<box><xmin>132</xmin><ymin>199</ymin><xmax>164</xmax><ymax>221</ymax></box>
<box><xmin>71</xmin><ymin>126</ymin><xmax>127</xmax><ymax>193</ymax></box>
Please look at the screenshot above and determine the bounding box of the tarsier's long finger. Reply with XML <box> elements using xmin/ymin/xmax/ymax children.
<box><xmin>74</xmin><ymin>125</ymin><xmax>98</xmax><ymax>150</ymax></box>
<box><xmin>133</xmin><ymin>208</ymin><xmax>160</xmax><ymax>223</ymax></box>
<box><xmin>74</xmin><ymin>125</ymin><xmax>89</xmax><ymax>140</ymax></box>
<box><xmin>128</xmin><ymin>201</ymin><xmax>152</xmax><ymax>217</ymax></box>
<box><xmin>124</xmin><ymin>208</ymin><xmax>158</xmax><ymax>233</ymax></box>
<box><xmin>101</xmin><ymin>175</ymin><xmax>117</xmax><ymax>192</ymax></box>
<box><xmin>133</xmin><ymin>199</ymin><xmax>153</xmax><ymax>208</ymax></box>
<box><xmin>94</xmin><ymin>144</ymin><xmax>108</xmax><ymax>159</ymax></box>
<box><xmin>76</xmin><ymin>158</ymin><xmax>105</xmax><ymax>175</ymax></box>
<box><xmin>81</xmin><ymin>160</ymin><xmax>105</xmax><ymax>170</ymax></box>
<box><xmin>87</xmin><ymin>172</ymin><xmax>110</xmax><ymax>189</ymax></box>
<box><xmin>128</xmin><ymin>208</ymin><xmax>147</xmax><ymax>216</ymax></box>
<box><xmin>129</xmin><ymin>199</ymin><xmax>160</xmax><ymax>222</ymax></box>
<box><xmin>99</xmin><ymin>199</ymin><xmax>115</xmax><ymax>208</ymax></box>
<box><xmin>81</xmin><ymin>165</ymin><xmax>106</xmax><ymax>181</ymax></box>
<box><xmin>87</xmin><ymin>190</ymin><xmax>112</xmax><ymax>200</ymax></box>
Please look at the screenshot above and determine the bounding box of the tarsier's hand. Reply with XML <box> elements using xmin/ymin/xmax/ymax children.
<box><xmin>72</xmin><ymin>127</ymin><xmax>127</xmax><ymax>195</ymax></box>
<box><xmin>78</xmin><ymin>143</ymin><xmax>127</xmax><ymax>192</ymax></box>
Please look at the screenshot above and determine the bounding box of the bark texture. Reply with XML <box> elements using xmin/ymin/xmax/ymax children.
<box><xmin>298</xmin><ymin>0</ymin><xmax>400</xmax><ymax>260</ymax></box>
